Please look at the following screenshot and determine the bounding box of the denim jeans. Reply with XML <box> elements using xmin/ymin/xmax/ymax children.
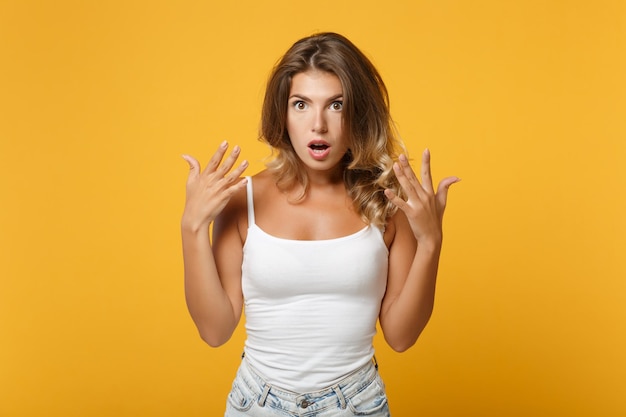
<box><xmin>224</xmin><ymin>358</ymin><xmax>390</xmax><ymax>416</ymax></box>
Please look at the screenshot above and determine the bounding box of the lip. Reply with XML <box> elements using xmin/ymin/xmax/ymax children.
<box><xmin>307</xmin><ymin>140</ymin><xmax>331</xmax><ymax>161</ymax></box>
<box><xmin>307</xmin><ymin>139</ymin><xmax>331</xmax><ymax>147</ymax></box>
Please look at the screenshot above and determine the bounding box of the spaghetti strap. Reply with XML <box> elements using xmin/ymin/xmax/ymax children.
<box><xmin>245</xmin><ymin>176</ymin><xmax>255</xmax><ymax>226</ymax></box>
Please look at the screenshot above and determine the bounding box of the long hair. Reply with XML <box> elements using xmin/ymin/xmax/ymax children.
<box><xmin>260</xmin><ymin>32</ymin><xmax>405</xmax><ymax>228</ymax></box>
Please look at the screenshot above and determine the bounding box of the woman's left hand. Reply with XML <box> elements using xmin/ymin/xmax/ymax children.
<box><xmin>384</xmin><ymin>149</ymin><xmax>460</xmax><ymax>245</ymax></box>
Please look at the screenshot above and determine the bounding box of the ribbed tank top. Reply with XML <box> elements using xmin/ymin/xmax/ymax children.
<box><xmin>241</xmin><ymin>177</ymin><xmax>389</xmax><ymax>392</ymax></box>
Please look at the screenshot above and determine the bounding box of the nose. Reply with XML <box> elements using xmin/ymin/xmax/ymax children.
<box><xmin>311</xmin><ymin>108</ymin><xmax>328</xmax><ymax>133</ymax></box>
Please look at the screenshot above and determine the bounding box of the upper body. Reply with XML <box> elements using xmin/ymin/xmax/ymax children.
<box><xmin>231</xmin><ymin>171</ymin><xmax>389</xmax><ymax>391</ymax></box>
<box><xmin>180</xmin><ymin>32</ymin><xmax>459</xmax><ymax>392</ymax></box>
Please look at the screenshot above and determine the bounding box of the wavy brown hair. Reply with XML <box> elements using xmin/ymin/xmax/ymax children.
<box><xmin>260</xmin><ymin>32</ymin><xmax>406</xmax><ymax>228</ymax></box>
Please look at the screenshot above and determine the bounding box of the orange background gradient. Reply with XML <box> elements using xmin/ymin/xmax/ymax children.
<box><xmin>1</xmin><ymin>1</ymin><xmax>625</xmax><ymax>415</ymax></box>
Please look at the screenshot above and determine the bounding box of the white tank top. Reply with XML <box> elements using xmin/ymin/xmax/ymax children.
<box><xmin>241</xmin><ymin>177</ymin><xmax>389</xmax><ymax>392</ymax></box>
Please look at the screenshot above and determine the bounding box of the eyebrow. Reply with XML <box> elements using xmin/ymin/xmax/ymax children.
<box><xmin>288</xmin><ymin>93</ymin><xmax>344</xmax><ymax>103</ymax></box>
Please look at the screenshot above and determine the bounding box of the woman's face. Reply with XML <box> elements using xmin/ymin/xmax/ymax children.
<box><xmin>286</xmin><ymin>70</ymin><xmax>348</xmax><ymax>177</ymax></box>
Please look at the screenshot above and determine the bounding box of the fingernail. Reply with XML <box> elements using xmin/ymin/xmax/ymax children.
<box><xmin>220</xmin><ymin>140</ymin><xmax>228</xmax><ymax>148</ymax></box>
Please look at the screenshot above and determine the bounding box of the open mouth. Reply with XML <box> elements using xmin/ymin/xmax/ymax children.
<box><xmin>309</xmin><ymin>143</ymin><xmax>330</xmax><ymax>153</ymax></box>
<box><xmin>308</xmin><ymin>140</ymin><xmax>331</xmax><ymax>153</ymax></box>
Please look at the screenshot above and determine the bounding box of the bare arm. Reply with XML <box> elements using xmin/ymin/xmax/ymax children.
<box><xmin>380</xmin><ymin>149</ymin><xmax>459</xmax><ymax>352</ymax></box>
<box><xmin>181</xmin><ymin>141</ymin><xmax>248</xmax><ymax>347</ymax></box>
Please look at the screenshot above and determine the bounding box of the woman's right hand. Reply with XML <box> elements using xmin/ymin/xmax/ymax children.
<box><xmin>181</xmin><ymin>141</ymin><xmax>249</xmax><ymax>232</ymax></box>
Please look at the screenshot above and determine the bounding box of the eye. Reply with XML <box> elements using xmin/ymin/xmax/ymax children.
<box><xmin>330</xmin><ymin>101</ymin><xmax>343</xmax><ymax>111</ymax></box>
<box><xmin>292</xmin><ymin>100</ymin><xmax>307</xmax><ymax>110</ymax></box>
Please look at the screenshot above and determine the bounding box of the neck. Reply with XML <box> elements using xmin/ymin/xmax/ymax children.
<box><xmin>280</xmin><ymin>167</ymin><xmax>346</xmax><ymax>202</ymax></box>
<box><xmin>303</xmin><ymin>164</ymin><xmax>344</xmax><ymax>187</ymax></box>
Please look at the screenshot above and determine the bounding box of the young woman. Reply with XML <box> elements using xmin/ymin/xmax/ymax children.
<box><xmin>181</xmin><ymin>32</ymin><xmax>459</xmax><ymax>416</ymax></box>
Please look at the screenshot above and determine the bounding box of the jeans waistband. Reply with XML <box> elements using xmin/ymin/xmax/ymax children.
<box><xmin>239</xmin><ymin>356</ymin><xmax>379</xmax><ymax>410</ymax></box>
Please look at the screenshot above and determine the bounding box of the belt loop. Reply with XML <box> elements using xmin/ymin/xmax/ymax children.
<box><xmin>372</xmin><ymin>355</ymin><xmax>379</xmax><ymax>371</ymax></box>
<box><xmin>258</xmin><ymin>384</ymin><xmax>270</xmax><ymax>407</ymax></box>
<box><xmin>332</xmin><ymin>385</ymin><xmax>347</xmax><ymax>409</ymax></box>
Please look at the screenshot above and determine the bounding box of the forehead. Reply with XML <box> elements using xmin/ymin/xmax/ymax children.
<box><xmin>289</xmin><ymin>70</ymin><xmax>343</xmax><ymax>97</ymax></box>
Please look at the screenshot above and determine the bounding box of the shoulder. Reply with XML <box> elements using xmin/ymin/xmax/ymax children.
<box><xmin>383</xmin><ymin>209</ymin><xmax>416</xmax><ymax>252</ymax></box>
<box><xmin>213</xmin><ymin>173</ymin><xmax>254</xmax><ymax>239</ymax></box>
<box><xmin>249</xmin><ymin>169</ymin><xmax>275</xmax><ymax>194</ymax></box>
<box><xmin>215</xmin><ymin>170</ymin><xmax>274</xmax><ymax>241</ymax></box>
<box><xmin>249</xmin><ymin>169</ymin><xmax>283</xmax><ymax>208</ymax></box>
<box><xmin>219</xmin><ymin>169</ymin><xmax>273</xmax><ymax>214</ymax></box>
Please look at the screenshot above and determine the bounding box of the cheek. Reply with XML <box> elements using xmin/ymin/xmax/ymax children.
<box><xmin>285</xmin><ymin>116</ymin><xmax>296</xmax><ymax>139</ymax></box>
<box><xmin>330</xmin><ymin>113</ymin><xmax>343</xmax><ymax>129</ymax></box>
<box><xmin>285</xmin><ymin>121</ymin><xmax>305</xmax><ymax>150</ymax></box>
<box><xmin>286</xmin><ymin>113</ymin><xmax>304</xmax><ymax>134</ymax></box>
<box><xmin>331</xmin><ymin>116</ymin><xmax>345</xmax><ymax>138</ymax></box>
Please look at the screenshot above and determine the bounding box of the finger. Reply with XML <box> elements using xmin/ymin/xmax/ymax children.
<box><xmin>231</xmin><ymin>159</ymin><xmax>249</xmax><ymax>178</ymax></box>
<box><xmin>395</xmin><ymin>155</ymin><xmax>421</xmax><ymax>199</ymax></box>
<box><xmin>384</xmin><ymin>188</ymin><xmax>409</xmax><ymax>212</ymax></box>
<box><xmin>436</xmin><ymin>176</ymin><xmax>461</xmax><ymax>215</ymax></box>
<box><xmin>216</xmin><ymin>145</ymin><xmax>242</xmax><ymax>177</ymax></box>
<box><xmin>227</xmin><ymin>177</ymin><xmax>249</xmax><ymax>195</ymax></box>
<box><xmin>396</xmin><ymin>154</ymin><xmax>432</xmax><ymax>200</ymax></box>
<box><xmin>181</xmin><ymin>154</ymin><xmax>201</xmax><ymax>178</ymax></box>
<box><xmin>421</xmin><ymin>149</ymin><xmax>434</xmax><ymax>193</ymax></box>
<box><xmin>222</xmin><ymin>158</ymin><xmax>249</xmax><ymax>185</ymax></box>
<box><xmin>398</xmin><ymin>154</ymin><xmax>420</xmax><ymax>185</ymax></box>
<box><xmin>204</xmin><ymin>140</ymin><xmax>229</xmax><ymax>174</ymax></box>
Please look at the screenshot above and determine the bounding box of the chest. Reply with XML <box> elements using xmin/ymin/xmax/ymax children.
<box><xmin>242</xmin><ymin>226</ymin><xmax>389</xmax><ymax>299</ymax></box>
<box><xmin>254</xmin><ymin>190</ymin><xmax>366</xmax><ymax>241</ymax></box>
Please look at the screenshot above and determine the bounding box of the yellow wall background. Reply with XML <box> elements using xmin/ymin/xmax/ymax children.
<box><xmin>1</xmin><ymin>1</ymin><xmax>624</xmax><ymax>416</ymax></box>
